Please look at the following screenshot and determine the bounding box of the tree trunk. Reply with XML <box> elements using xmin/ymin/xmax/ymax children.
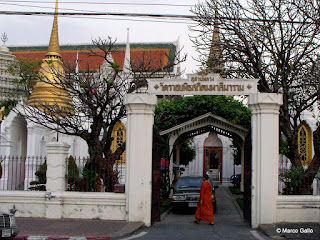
<box><xmin>310</xmin><ymin>125</ymin><xmax>320</xmax><ymax>173</ymax></box>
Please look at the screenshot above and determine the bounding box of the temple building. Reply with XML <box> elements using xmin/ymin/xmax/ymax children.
<box><xmin>0</xmin><ymin>38</ymin><xmax>23</xmax><ymax>101</ymax></box>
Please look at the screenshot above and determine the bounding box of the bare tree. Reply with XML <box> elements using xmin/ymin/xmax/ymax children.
<box><xmin>190</xmin><ymin>0</ymin><xmax>320</xmax><ymax>170</ymax></box>
<box><xmin>13</xmin><ymin>37</ymin><xmax>185</xmax><ymax>190</ymax></box>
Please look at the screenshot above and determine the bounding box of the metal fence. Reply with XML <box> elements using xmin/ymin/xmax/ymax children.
<box><xmin>0</xmin><ymin>155</ymin><xmax>126</xmax><ymax>192</ymax></box>
<box><xmin>279</xmin><ymin>156</ymin><xmax>320</xmax><ymax>195</ymax></box>
<box><xmin>0</xmin><ymin>156</ymin><xmax>46</xmax><ymax>191</ymax></box>
<box><xmin>66</xmin><ymin>156</ymin><xmax>125</xmax><ymax>192</ymax></box>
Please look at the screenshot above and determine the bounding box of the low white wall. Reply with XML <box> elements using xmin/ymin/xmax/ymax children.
<box><xmin>0</xmin><ymin>191</ymin><xmax>46</xmax><ymax>217</ymax></box>
<box><xmin>0</xmin><ymin>191</ymin><xmax>126</xmax><ymax>220</ymax></box>
<box><xmin>62</xmin><ymin>192</ymin><xmax>126</xmax><ymax>220</ymax></box>
<box><xmin>277</xmin><ymin>196</ymin><xmax>320</xmax><ymax>223</ymax></box>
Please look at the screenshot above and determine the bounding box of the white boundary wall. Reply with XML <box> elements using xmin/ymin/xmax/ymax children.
<box><xmin>0</xmin><ymin>140</ymin><xmax>126</xmax><ymax>220</ymax></box>
<box><xmin>0</xmin><ymin>191</ymin><xmax>126</xmax><ymax>220</ymax></box>
<box><xmin>276</xmin><ymin>196</ymin><xmax>320</xmax><ymax>223</ymax></box>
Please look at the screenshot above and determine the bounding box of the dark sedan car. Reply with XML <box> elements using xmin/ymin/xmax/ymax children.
<box><xmin>171</xmin><ymin>176</ymin><xmax>217</xmax><ymax>213</ymax></box>
<box><xmin>0</xmin><ymin>211</ymin><xmax>19</xmax><ymax>239</ymax></box>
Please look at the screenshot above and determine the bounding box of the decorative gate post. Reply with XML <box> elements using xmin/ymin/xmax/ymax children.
<box><xmin>124</xmin><ymin>93</ymin><xmax>157</xmax><ymax>226</ymax></box>
<box><xmin>45</xmin><ymin>140</ymin><xmax>70</xmax><ymax>218</ymax></box>
<box><xmin>249</xmin><ymin>93</ymin><xmax>282</xmax><ymax>228</ymax></box>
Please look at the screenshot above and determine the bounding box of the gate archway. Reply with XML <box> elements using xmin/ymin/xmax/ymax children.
<box><xmin>124</xmin><ymin>73</ymin><xmax>282</xmax><ymax>228</ymax></box>
<box><xmin>159</xmin><ymin>112</ymin><xmax>247</xmax><ymax>191</ymax></box>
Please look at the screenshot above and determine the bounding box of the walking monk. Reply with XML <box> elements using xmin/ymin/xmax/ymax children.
<box><xmin>194</xmin><ymin>174</ymin><xmax>214</xmax><ymax>225</ymax></box>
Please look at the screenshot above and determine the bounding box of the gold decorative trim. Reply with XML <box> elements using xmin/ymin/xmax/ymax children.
<box><xmin>298</xmin><ymin>122</ymin><xmax>312</xmax><ymax>167</ymax></box>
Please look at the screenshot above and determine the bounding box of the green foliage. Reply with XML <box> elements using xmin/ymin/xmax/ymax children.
<box><xmin>179</xmin><ymin>139</ymin><xmax>196</xmax><ymax>165</ymax></box>
<box><xmin>111</xmin><ymin>62</ymin><xmax>120</xmax><ymax>69</ymax></box>
<box><xmin>236</xmin><ymin>198</ymin><xmax>244</xmax><ymax>210</ymax></box>
<box><xmin>35</xmin><ymin>161</ymin><xmax>47</xmax><ymax>184</ymax></box>
<box><xmin>160</xmin><ymin>198</ymin><xmax>172</xmax><ymax>214</ymax></box>
<box><xmin>229</xmin><ymin>186</ymin><xmax>242</xmax><ymax>195</ymax></box>
<box><xmin>154</xmin><ymin>95</ymin><xmax>251</xmax><ymax>131</ymax></box>
<box><xmin>66</xmin><ymin>156</ymin><xmax>80</xmax><ymax>190</ymax></box>
<box><xmin>29</xmin><ymin>161</ymin><xmax>47</xmax><ymax>191</ymax></box>
<box><xmin>279</xmin><ymin>137</ymin><xmax>290</xmax><ymax>155</ymax></box>
<box><xmin>0</xmin><ymin>99</ymin><xmax>18</xmax><ymax>116</ymax></box>
<box><xmin>280</xmin><ymin>166</ymin><xmax>316</xmax><ymax>195</ymax></box>
<box><xmin>66</xmin><ymin>157</ymin><xmax>120</xmax><ymax>192</ymax></box>
<box><xmin>7</xmin><ymin>58</ymin><xmax>42</xmax><ymax>97</ymax></box>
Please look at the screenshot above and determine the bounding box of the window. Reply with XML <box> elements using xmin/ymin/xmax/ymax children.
<box><xmin>298</xmin><ymin>123</ymin><xmax>312</xmax><ymax>167</ymax></box>
<box><xmin>111</xmin><ymin>121</ymin><xmax>126</xmax><ymax>165</ymax></box>
<box><xmin>116</xmin><ymin>129</ymin><xmax>123</xmax><ymax>148</ymax></box>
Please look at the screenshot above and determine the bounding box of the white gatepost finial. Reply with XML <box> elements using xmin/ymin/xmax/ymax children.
<box><xmin>123</xmin><ymin>28</ymin><xmax>131</xmax><ymax>73</ymax></box>
<box><xmin>1</xmin><ymin>32</ymin><xmax>8</xmax><ymax>45</ymax></box>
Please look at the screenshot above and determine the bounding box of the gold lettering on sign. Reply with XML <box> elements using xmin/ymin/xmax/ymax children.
<box><xmin>191</xmin><ymin>77</ymin><xmax>215</xmax><ymax>82</ymax></box>
<box><xmin>158</xmin><ymin>82</ymin><xmax>246</xmax><ymax>92</ymax></box>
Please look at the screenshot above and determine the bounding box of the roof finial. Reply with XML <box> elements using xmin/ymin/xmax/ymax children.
<box><xmin>46</xmin><ymin>0</ymin><xmax>61</xmax><ymax>58</ymax></box>
<box><xmin>207</xmin><ymin>9</ymin><xmax>223</xmax><ymax>73</ymax></box>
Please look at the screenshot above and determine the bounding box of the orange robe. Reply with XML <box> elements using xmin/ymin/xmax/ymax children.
<box><xmin>195</xmin><ymin>180</ymin><xmax>213</xmax><ymax>223</ymax></box>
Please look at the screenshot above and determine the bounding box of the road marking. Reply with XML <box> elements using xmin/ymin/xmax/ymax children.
<box><xmin>251</xmin><ymin>230</ymin><xmax>266</xmax><ymax>240</ymax></box>
<box><xmin>120</xmin><ymin>231</ymin><xmax>148</xmax><ymax>240</ymax></box>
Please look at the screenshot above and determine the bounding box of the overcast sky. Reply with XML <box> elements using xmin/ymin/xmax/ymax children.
<box><xmin>0</xmin><ymin>0</ymin><xmax>204</xmax><ymax>73</ymax></box>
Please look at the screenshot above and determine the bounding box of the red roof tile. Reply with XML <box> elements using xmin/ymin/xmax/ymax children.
<box><xmin>13</xmin><ymin>48</ymin><xmax>171</xmax><ymax>71</ymax></box>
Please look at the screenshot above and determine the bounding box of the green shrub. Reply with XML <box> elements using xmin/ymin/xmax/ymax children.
<box><xmin>160</xmin><ymin>198</ymin><xmax>172</xmax><ymax>214</ymax></box>
<box><xmin>236</xmin><ymin>198</ymin><xmax>244</xmax><ymax>210</ymax></box>
<box><xmin>229</xmin><ymin>186</ymin><xmax>242</xmax><ymax>195</ymax></box>
<box><xmin>280</xmin><ymin>166</ymin><xmax>315</xmax><ymax>195</ymax></box>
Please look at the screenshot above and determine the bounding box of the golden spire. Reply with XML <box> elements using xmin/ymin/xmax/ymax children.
<box><xmin>46</xmin><ymin>0</ymin><xmax>61</xmax><ymax>58</ymax></box>
<box><xmin>28</xmin><ymin>0</ymin><xmax>71</xmax><ymax>112</ymax></box>
<box><xmin>207</xmin><ymin>9</ymin><xmax>223</xmax><ymax>73</ymax></box>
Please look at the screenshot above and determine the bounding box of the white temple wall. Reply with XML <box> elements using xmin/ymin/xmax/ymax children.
<box><xmin>220</xmin><ymin>136</ymin><xmax>235</xmax><ymax>183</ymax></box>
<box><xmin>58</xmin><ymin>134</ymin><xmax>88</xmax><ymax>158</ymax></box>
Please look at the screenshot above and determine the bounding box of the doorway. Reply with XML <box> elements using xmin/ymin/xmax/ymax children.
<box><xmin>203</xmin><ymin>147</ymin><xmax>222</xmax><ymax>183</ymax></box>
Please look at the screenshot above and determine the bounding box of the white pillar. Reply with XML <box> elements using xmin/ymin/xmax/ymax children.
<box><xmin>175</xmin><ymin>143</ymin><xmax>180</xmax><ymax>181</ymax></box>
<box><xmin>198</xmin><ymin>146</ymin><xmax>204</xmax><ymax>176</ymax></box>
<box><xmin>240</xmin><ymin>142</ymin><xmax>245</xmax><ymax>192</ymax></box>
<box><xmin>45</xmin><ymin>141</ymin><xmax>70</xmax><ymax>219</ymax></box>
<box><xmin>124</xmin><ymin>93</ymin><xmax>157</xmax><ymax>226</ymax></box>
<box><xmin>249</xmin><ymin>93</ymin><xmax>282</xmax><ymax>228</ymax></box>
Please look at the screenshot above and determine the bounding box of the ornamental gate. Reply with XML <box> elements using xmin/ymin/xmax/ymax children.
<box><xmin>124</xmin><ymin>73</ymin><xmax>282</xmax><ymax>228</ymax></box>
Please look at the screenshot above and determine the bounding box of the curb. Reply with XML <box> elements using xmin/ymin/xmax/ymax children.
<box><xmin>14</xmin><ymin>237</ymin><xmax>110</xmax><ymax>240</ymax></box>
<box><xmin>232</xmin><ymin>198</ymin><xmax>244</xmax><ymax>221</ymax></box>
<box><xmin>108</xmin><ymin>222</ymin><xmax>144</xmax><ymax>239</ymax></box>
<box><xmin>160</xmin><ymin>206</ymin><xmax>172</xmax><ymax>221</ymax></box>
<box><xmin>227</xmin><ymin>185</ymin><xmax>235</xmax><ymax>196</ymax></box>
<box><xmin>257</xmin><ymin>226</ymin><xmax>286</xmax><ymax>240</ymax></box>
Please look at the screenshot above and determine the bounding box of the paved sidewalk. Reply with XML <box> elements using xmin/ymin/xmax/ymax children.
<box><xmin>14</xmin><ymin>218</ymin><xmax>143</xmax><ymax>240</ymax></box>
<box><xmin>227</xmin><ymin>186</ymin><xmax>320</xmax><ymax>240</ymax></box>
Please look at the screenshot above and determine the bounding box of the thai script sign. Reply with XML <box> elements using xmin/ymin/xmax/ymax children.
<box><xmin>147</xmin><ymin>73</ymin><xmax>258</xmax><ymax>95</ymax></box>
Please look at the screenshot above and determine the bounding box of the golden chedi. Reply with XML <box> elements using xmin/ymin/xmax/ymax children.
<box><xmin>28</xmin><ymin>0</ymin><xmax>71</xmax><ymax>113</ymax></box>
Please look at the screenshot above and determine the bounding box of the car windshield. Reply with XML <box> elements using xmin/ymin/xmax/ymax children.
<box><xmin>176</xmin><ymin>178</ymin><xmax>203</xmax><ymax>188</ymax></box>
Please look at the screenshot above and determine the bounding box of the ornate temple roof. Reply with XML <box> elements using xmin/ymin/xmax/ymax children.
<box><xmin>10</xmin><ymin>42</ymin><xmax>177</xmax><ymax>72</ymax></box>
